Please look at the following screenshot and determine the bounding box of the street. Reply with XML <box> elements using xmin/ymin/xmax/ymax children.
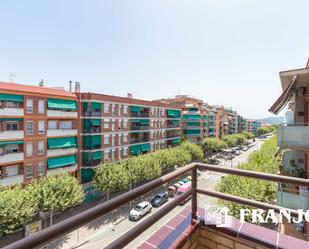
<box><xmin>68</xmin><ymin>138</ymin><xmax>265</xmax><ymax>249</ymax></box>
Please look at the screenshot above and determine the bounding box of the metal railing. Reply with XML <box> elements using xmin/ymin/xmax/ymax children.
<box><xmin>4</xmin><ymin>162</ymin><xmax>309</xmax><ymax>249</ymax></box>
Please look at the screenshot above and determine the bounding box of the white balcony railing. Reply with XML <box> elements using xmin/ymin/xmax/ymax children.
<box><xmin>47</xmin><ymin>129</ymin><xmax>78</xmax><ymax>137</ymax></box>
<box><xmin>47</xmin><ymin>110</ymin><xmax>77</xmax><ymax>118</ymax></box>
<box><xmin>278</xmin><ymin>125</ymin><xmax>309</xmax><ymax>149</ymax></box>
<box><xmin>0</xmin><ymin>108</ymin><xmax>24</xmax><ymax>116</ymax></box>
<box><xmin>277</xmin><ymin>190</ymin><xmax>309</xmax><ymax>210</ymax></box>
<box><xmin>0</xmin><ymin>152</ymin><xmax>24</xmax><ymax>164</ymax></box>
<box><xmin>47</xmin><ymin>148</ymin><xmax>77</xmax><ymax>157</ymax></box>
<box><xmin>0</xmin><ymin>175</ymin><xmax>24</xmax><ymax>186</ymax></box>
<box><xmin>0</xmin><ymin>130</ymin><xmax>24</xmax><ymax>140</ymax></box>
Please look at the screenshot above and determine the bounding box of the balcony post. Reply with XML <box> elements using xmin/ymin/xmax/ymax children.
<box><xmin>191</xmin><ymin>166</ymin><xmax>197</xmax><ymax>221</ymax></box>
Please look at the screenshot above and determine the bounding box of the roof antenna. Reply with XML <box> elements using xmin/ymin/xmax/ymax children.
<box><xmin>10</xmin><ymin>73</ymin><xmax>16</xmax><ymax>83</ymax></box>
<box><xmin>39</xmin><ymin>79</ymin><xmax>44</xmax><ymax>87</ymax></box>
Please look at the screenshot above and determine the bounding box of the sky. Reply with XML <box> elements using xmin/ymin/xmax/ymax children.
<box><xmin>0</xmin><ymin>0</ymin><xmax>308</xmax><ymax>119</ymax></box>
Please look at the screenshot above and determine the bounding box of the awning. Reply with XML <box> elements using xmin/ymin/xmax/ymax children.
<box><xmin>83</xmin><ymin>135</ymin><xmax>101</xmax><ymax>148</ymax></box>
<box><xmin>0</xmin><ymin>118</ymin><xmax>23</xmax><ymax>121</ymax></box>
<box><xmin>186</xmin><ymin>121</ymin><xmax>200</xmax><ymax>126</ymax></box>
<box><xmin>48</xmin><ymin>98</ymin><xmax>77</xmax><ymax>111</ymax></box>
<box><xmin>140</xmin><ymin>143</ymin><xmax>150</xmax><ymax>152</ymax></box>
<box><xmin>91</xmin><ymin>119</ymin><xmax>101</xmax><ymax>126</ymax></box>
<box><xmin>48</xmin><ymin>137</ymin><xmax>77</xmax><ymax>149</ymax></box>
<box><xmin>130</xmin><ymin>119</ymin><xmax>141</xmax><ymax>123</ymax></box>
<box><xmin>131</xmin><ymin>145</ymin><xmax>141</xmax><ymax>155</ymax></box>
<box><xmin>167</xmin><ymin>110</ymin><xmax>181</xmax><ymax>118</ymax></box>
<box><xmin>0</xmin><ymin>140</ymin><xmax>23</xmax><ymax>146</ymax></box>
<box><xmin>92</xmin><ymin>151</ymin><xmax>102</xmax><ymax>160</ymax></box>
<box><xmin>183</xmin><ymin>114</ymin><xmax>200</xmax><ymax>119</ymax></box>
<box><xmin>269</xmin><ymin>75</ymin><xmax>297</xmax><ymax>115</ymax></box>
<box><xmin>0</xmin><ymin>93</ymin><xmax>23</xmax><ymax>102</ymax></box>
<box><xmin>171</xmin><ymin>120</ymin><xmax>180</xmax><ymax>124</ymax></box>
<box><xmin>83</xmin><ymin>102</ymin><xmax>88</xmax><ymax>112</ymax></box>
<box><xmin>130</xmin><ymin>106</ymin><xmax>141</xmax><ymax>112</ymax></box>
<box><xmin>83</xmin><ymin>152</ymin><xmax>90</xmax><ymax>163</ymax></box>
<box><xmin>92</xmin><ymin>102</ymin><xmax>101</xmax><ymax>110</ymax></box>
<box><xmin>48</xmin><ymin>155</ymin><xmax>76</xmax><ymax>169</ymax></box>
<box><xmin>183</xmin><ymin>129</ymin><xmax>201</xmax><ymax>135</ymax></box>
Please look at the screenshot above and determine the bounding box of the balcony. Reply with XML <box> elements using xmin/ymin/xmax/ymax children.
<box><xmin>83</xmin><ymin>111</ymin><xmax>101</xmax><ymax>117</ymax></box>
<box><xmin>278</xmin><ymin>124</ymin><xmax>309</xmax><ymax>149</ymax></box>
<box><xmin>47</xmin><ymin>129</ymin><xmax>78</xmax><ymax>137</ymax></box>
<box><xmin>0</xmin><ymin>130</ymin><xmax>24</xmax><ymax>140</ymax></box>
<box><xmin>130</xmin><ymin>125</ymin><xmax>149</xmax><ymax>131</ymax></box>
<box><xmin>0</xmin><ymin>152</ymin><xmax>23</xmax><ymax>164</ymax></box>
<box><xmin>47</xmin><ymin>110</ymin><xmax>77</xmax><ymax>118</ymax></box>
<box><xmin>6</xmin><ymin>163</ymin><xmax>309</xmax><ymax>249</ymax></box>
<box><xmin>0</xmin><ymin>107</ymin><xmax>24</xmax><ymax>116</ymax></box>
<box><xmin>0</xmin><ymin>174</ymin><xmax>24</xmax><ymax>186</ymax></box>
<box><xmin>47</xmin><ymin>148</ymin><xmax>77</xmax><ymax>157</ymax></box>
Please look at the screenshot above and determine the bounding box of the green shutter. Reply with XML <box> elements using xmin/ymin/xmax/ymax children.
<box><xmin>83</xmin><ymin>102</ymin><xmax>89</xmax><ymax>112</ymax></box>
<box><xmin>91</xmin><ymin>119</ymin><xmax>101</xmax><ymax>126</ymax></box>
<box><xmin>167</xmin><ymin>110</ymin><xmax>181</xmax><ymax>118</ymax></box>
<box><xmin>140</xmin><ymin>143</ymin><xmax>150</xmax><ymax>152</ymax></box>
<box><xmin>171</xmin><ymin>119</ymin><xmax>180</xmax><ymax>125</ymax></box>
<box><xmin>48</xmin><ymin>137</ymin><xmax>77</xmax><ymax>149</ymax></box>
<box><xmin>183</xmin><ymin>114</ymin><xmax>200</xmax><ymax>119</ymax></box>
<box><xmin>92</xmin><ymin>135</ymin><xmax>101</xmax><ymax>147</ymax></box>
<box><xmin>0</xmin><ymin>93</ymin><xmax>23</xmax><ymax>102</ymax></box>
<box><xmin>92</xmin><ymin>151</ymin><xmax>102</xmax><ymax>160</ymax></box>
<box><xmin>91</xmin><ymin>102</ymin><xmax>101</xmax><ymax>110</ymax></box>
<box><xmin>0</xmin><ymin>140</ymin><xmax>23</xmax><ymax>146</ymax></box>
<box><xmin>83</xmin><ymin>136</ymin><xmax>91</xmax><ymax>149</ymax></box>
<box><xmin>140</xmin><ymin>119</ymin><xmax>149</xmax><ymax>125</ymax></box>
<box><xmin>188</xmin><ymin>107</ymin><xmax>198</xmax><ymax>112</ymax></box>
<box><xmin>172</xmin><ymin>138</ymin><xmax>180</xmax><ymax>144</ymax></box>
<box><xmin>131</xmin><ymin>145</ymin><xmax>141</xmax><ymax>155</ymax></box>
<box><xmin>47</xmin><ymin>98</ymin><xmax>77</xmax><ymax>111</ymax></box>
<box><xmin>83</xmin><ymin>119</ymin><xmax>91</xmax><ymax>129</ymax></box>
<box><xmin>130</xmin><ymin>106</ymin><xmax>141</xmax><ymax>112</ymax></box>
<box><xmin>0</xmin><ymin>118</ymin><xmax>23</xmax><ymax>121</ymax></box>
<box><xmin>186</xmin><ymin>122</ymin><xmax>200</xmax><ymax>126</ymax></box>
<box><xmin>81</xmin><ymin>168</ymin><xmax>94</xmax><ymax>182</ymax></box>
<box><xmin>83</xmin><ymin>152</ymin><xmax>90</xmax><ymax>163</ymax></box>
<box><xmin>130</xmin><ymin>119</ymin><xmax>141</xmax><ymax>123</ymax></box>
<box><xmin>183</xmin><ymin>129</ymin><xmax>201</xmax><ymax>135</ymax></box>
<box><xmin>47</xmin><ymin>155</ymin><xmax>76</xmax><ymax>169</ymax></box>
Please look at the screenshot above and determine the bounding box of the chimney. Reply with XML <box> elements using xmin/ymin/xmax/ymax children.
<box><xmin>74</xmin><ymin>82</ymin><xmax>80</xmax><ymax>93</ymax></box>
<box><xmin>127</xmin><ymin>93</ymin><xmax>133</xmax><ymax>98</ymax></box>
<box><xmin>306</xmin><ymin>58</ymin><xmax>309</xmax><ymax>68</ymax></box>
<box><xmin>69</xmin><ymin>81</ymin><xmax>72</xmax><ymax>92</ymax></box>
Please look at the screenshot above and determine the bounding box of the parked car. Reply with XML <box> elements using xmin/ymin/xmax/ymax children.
<box><xmin>177</xmin><ymin>182</ymin><xmax>192</xmax><ymax>205</ymax></box>
<box><xmin>242</xmin><ymin>146</ymin><xmax>249</xmax><ymax>151</ymax></box>
<box><xmin>186</xmin><ymin>176</ymin><xmax>192</xmax><ymax>181</ymax></box>
<box><xmin>129</xmin><ymin>201</ymin><xmax>152</xmax><ymax>221</ymax></box>
<box><xmin>234</xmin><ymin>150</ymin><xmax>242</xmax><ymax>156</ymax></box>
<box><xmin>182</xmin><ymin>178</ymin><xmax>190</xmax><ymax>183</ymax></box>
<box><xmin>151</xmin><ymin>192</ymin><xmax>169</xmax><ymax>207</ymax></box>
<box><xmin>208</xmin><ymin>158</ymin><xmax>220</xmax><ymax>165</ymax></box>
<box><xmin>177</xmin><ymin>180</ymin><xmax>185</xmax><ymax>185</ymax></box>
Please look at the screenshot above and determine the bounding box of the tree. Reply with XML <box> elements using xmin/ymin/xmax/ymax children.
<box><xmin>242</xmin><ymin>131</ymin><xmax>255</xmax><ymax>139</ymax></box>
<box><xmin>0</xmin><ymin>185</ymin><xmax>38</xmax><ymax>235</ymax></box>
<box><xmin>202</xmin><ymin>137</ymin><xmax>227</xmax><ymax>156</ymax></box>
<box><xmin>94</xmin><ymin>162</ymin><xmax>129</xmax><ymax>200</ymax></box>
<box><xmin>179</xmin><ymin>141</ymin><xmax>203</xmax><ymax>161</ymax></box>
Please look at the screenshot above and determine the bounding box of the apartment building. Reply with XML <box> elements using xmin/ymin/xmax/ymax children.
<box><xmin>247</xmin><ymin>119</ymin><xmax>261</xmax><ymax>135</ymax></box>
<box><xmin>269</xmin><ymin>61</ymin><xmax>309</xmax><ymax>240</ymax></box>
<box><xmin>0</xmin><ymin>81</ymin><xmax>78</xmax><ymax>186</ymax></box>
<box><xmin>79</xmin><ymin>93</ymin><xmax>181</xmax><ymax>183</ymax></box>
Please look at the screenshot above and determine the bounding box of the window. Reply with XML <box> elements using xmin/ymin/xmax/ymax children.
<box><xmin>5</xmin><ymin>101</ymin><xmax>18</xmax><ymax>108</ymax></box>
<box><xmin>38</xmin><ymin>121</ymin><xmax>45</xmax><ymax>134</ymax></box>
<box><xmin>123</xmin><ymin>105</ymin><xmax>128</xmax><ymax>114</ymax></box>
<box><xmin>123</xmin><ymin>147</ymin><xmax>128</xmax><ymax>156</ymax></box>
<box><xmin>48</xmin><ymin>120</ymin><xmax>57</xmax><ymax>129</ymax></box>
<box><xmin>123</xmin><ymin>119</ymin><xmax>128</xmax><ymax>128</ymax></box>
<box><xmin>104</xmin><ymin>150</ymin><xmax>110</xmax><ymax>160</ymax></box>
<box><xmin>112</xmin><ymin>105</ymin><xmax>116</xmax><ymax>115</ymax></box>
<box><xmin>104</xmin><ymin>122</ymin><xmax>109</xmax><ymax>129</ymax></box>
<box><xmin>118</xmin><ymin>105</ymin><xmax>122</xmax><ymax>115</ymax></box>
<box><xmin>38</xmin><ymin>141</ymin><xmax>44</xmax><ymax>155</ymax></box>
<box><xmin>6</xmin><ymin>122</ymin><xmax>18</xmax><ymax>131</ymax></box>
<box><xmin>38</xmin><ymin>100</ymin><xmax>45</xmax><ymax>114</ymax></box>
<box><xmin>123</xmin><ymin>134</ymin><xmax>128</xmax><ymax>143</ymax></box>
<box><xmin>59</xmin><ymin>121</ymin><xmax>72</xmax><ymax>129</ymax></box>
<box><xmin>26</xmin><ymin>142</ymin><xmax>33</xmax><ymax>157</ymax></box>
<box><xmin>26</xmin><ymin>99</ymin><xmax>33</xmax><ymax>113</ymax></box>
<box><xmin>104</xmin><ymin>103</ymin><xmax>110</xmax><ymax>113</ymax></box>
<box><xmin>104</xmin><ymin>136</ymin><xmax>110</xmax><ymax>145</ymax></box>
<box><xmin>25</xmin><ymin>164</ymin><xmax>34</xmax><ymax>178</ymax></box>
<box><xmin>26</xmin><ymin>121</ymin><xmax>34</xmax><ymax>135</ymax></box>
<box><xmin>6</xmin><ymin>165</ymin><xmax>19</xmax><ymax>177</ymax></box>
<box><xmin>5</xmin><ymin>145</ymin><xmax>18</xmax><ymax>154</ymax></box>
<box><xmin>38</xmin><ymin>161</ymin><xmax>44</xmax><ymax>176</ymax></box>
<box><xmin>118</xmin><ymin>134</ymin><xmax>122</xmax><ymax>145</ymax></box>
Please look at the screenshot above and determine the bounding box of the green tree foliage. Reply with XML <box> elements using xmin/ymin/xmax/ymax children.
<box><xmin>36</xmin><ymin>173</ymin><xmax>84</xmax><ymax>212</ymax></box>
<box><xmin>0</xmin><ymin>185</ymin><xmax>38</xmax><ymax>235</ymax></box>
<box><xmin>241</xmin><ymin>131</ymin><xmax>255</xmax><ymax>139</ymax></box>
<box><xmin>202</xmin><ymin>138</ymin><xmax>227</xmax><ymax>155</ymax></box>
<box><xmin>257</xmin><ymin>126</ymin><xmax>277</xmax><ymax>136</ymax></box>
<box><xmin>216</xmin><ymin>136</ymin><xmax>280</xmax><ymax>219</ymax></box>
<box><xmin>94</xmin><ymin>142</ymin><xmax>202</xmax><ymax>193</ymax></box>
<box><xmin>0</xmin><ymin>173</ymin><xmax>84</xmax><ymax>235</ymax></box>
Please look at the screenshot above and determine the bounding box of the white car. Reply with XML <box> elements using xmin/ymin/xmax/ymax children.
<box><xmin>129</xmin><ymin>201</ymin><xmax>152</xmax><ymax>221</ymax></box>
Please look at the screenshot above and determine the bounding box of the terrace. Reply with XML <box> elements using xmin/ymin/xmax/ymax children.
<box><xmin>4</xmin><ymin>163</ymin><xmax>309</xmax><ymax>249</ymax></box>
